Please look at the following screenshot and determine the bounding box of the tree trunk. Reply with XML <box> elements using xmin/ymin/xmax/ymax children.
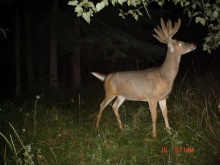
<box><xmin>72</xmin><ymin>46</ymin><xmax>81</xmax><ymax>90</ymax></box>
<box><xmin>72</xmin><ymin>17</ymin><xmax>81</xmax><ymax>90</ymax></box>
<box><xmin>49</xmin><ymin>0</ymin><xmax>59</xmax><ymax>90</ymax></box>
<box><xmin>15</xmin><ymin>6</ymin><xmax>22</xmax><ymax>97</ymax></box>
<box><xmin>25</xmin><ymin>9</ymin><xmax>34</xmax><ymax>93</ymax></box>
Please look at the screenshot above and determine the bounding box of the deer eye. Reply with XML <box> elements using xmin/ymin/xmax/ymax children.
<box><xmin>179</xmin><ymin>42</ymin><xmax>184</xmax><ymax>46</ymax></box>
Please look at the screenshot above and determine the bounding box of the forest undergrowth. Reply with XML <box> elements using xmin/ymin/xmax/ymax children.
<box><xmin>0</xmin><ymin>71</ymin><xmax>220</xmax><ymax>165</ymax></box>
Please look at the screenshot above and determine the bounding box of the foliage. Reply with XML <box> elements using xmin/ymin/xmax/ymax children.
<box><xmin>80</xmin><ymin>28</ymin><xmax>165</xmax><ymax>64</ymax></box>
<box><xmin>0</xmin><ymin>123</ymin><xmax>36</xmax><ymax>164</ymax></box>
<box><xmin>68</xmin><ymin>0</ymin><xmax>220</xmax><ymax>53</ymax></box>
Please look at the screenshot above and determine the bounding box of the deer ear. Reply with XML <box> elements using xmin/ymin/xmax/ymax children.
<box><xmin>168</xmin><ymin>41</ymin><xmax>174</xmax><ymax>52</ymax></box>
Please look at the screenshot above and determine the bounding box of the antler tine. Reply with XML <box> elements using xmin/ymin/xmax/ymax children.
<box><xmin>153</xmin><ymin>26</ymin><xmax>167</xmax><ymax>43</ymax></box>
<box><xmin>152</xmin><ymin>34</ymin><xmax>167</xmax><ymax>44</ymax></box>
<box><xmin>153</xmin><ymin>18</ymin><xmax>169</xmax><ymax>44</ymax></box>
<box><xmin>160</xmin><ymin>18</ymin><xmax>169</xmax><ymax>39</ymax></box>
<box><xmin>169</xmin><ymin>19</ymin><xmax>181</xmax><ymax>38</ymax></box>
<box><xmin>153</xmin><ymin>18</ymin><xmax>181</xmax><ymax>44</ymax></box>
<box><xmin>167</xmin><ymin>19</ymin><xmax>172</xmax><ymax>35</ymax></box>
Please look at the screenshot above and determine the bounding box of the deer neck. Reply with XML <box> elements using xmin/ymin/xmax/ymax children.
<box><xmin>159</xmin><ymin>50</ymin><xmax>181</xmax><ymax>83</ymax></box>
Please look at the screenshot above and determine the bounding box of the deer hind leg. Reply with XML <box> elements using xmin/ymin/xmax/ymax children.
<box><xmin>159</xmin><ymin>99</ymin><xmax>171</xmax><ymax>134</ymax></box>
<box><xmin>96</xmin><ymin>95</ymin><xmax>116</xmax><ymax>128</ymax></box>
<box><xmin>148</xmin><ymin>100</ymin><xmax>158</xmax><ymax>137</ymax></box>
<box><xmin>112</xmin><ymin>96</ymin><xmax>125</xmax><ymax>129</ymax></box>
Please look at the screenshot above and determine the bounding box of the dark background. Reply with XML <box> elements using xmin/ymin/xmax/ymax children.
<box><xmin>0</xmin><ymin>0</ymin><xmax>219</xmax><ymax>100</ymax></box>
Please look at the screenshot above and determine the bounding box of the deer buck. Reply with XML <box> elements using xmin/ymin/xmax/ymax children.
<box><xmin>91</xmin><ymin>18</ymin><xmax>196</xmax><ymax>137</ymax></box>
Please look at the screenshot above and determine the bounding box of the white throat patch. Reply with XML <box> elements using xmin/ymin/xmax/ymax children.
<box><xmin>168</xmin><ymin>42</ymin><xmax>174</xmax><ymax>52</ymax></box>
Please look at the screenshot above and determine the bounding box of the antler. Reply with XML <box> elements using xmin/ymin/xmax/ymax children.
<box><xmin>153</xmin><ymin>18</ymin><xmax>181</xmax><ymax>44</ymax></box>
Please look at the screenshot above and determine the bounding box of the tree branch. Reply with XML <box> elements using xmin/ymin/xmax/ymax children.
<box><xmin>141</xmin><ymin>0</ymin><xmax>151</xmax><ymax>19</ymax></box>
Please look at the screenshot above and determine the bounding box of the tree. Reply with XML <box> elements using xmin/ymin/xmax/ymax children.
<box><xmin>68</xmin><ymin>0</ymin><xmax>220</xmax><ymax>53</ymax></box>
<box><xmin>57</xmin><ymin>10</ymin><xmax>82</xmax><ymax>91</ymax></box>
<box><xmin>25</xmin><ymin>8</ymin><xmax>34</xmax><ymax>93</ymax></box>
<box><xmin>50</xmin><ymin>0</ymin><xmax>59</xmax><ymax>90</ymax></box>
<box><xmin>15</xmin><ymin>6</ymin><xmax>22</xmax><ymax>97</ymax></box>
<box><xmin>72</xmin><ymin>17</ymin><xmax>82</xmax><ymax>90</ymax></box>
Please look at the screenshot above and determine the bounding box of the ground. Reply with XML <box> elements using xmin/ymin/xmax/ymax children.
<box><xmin>0</xmin><ymin>74</ymin><xmax>220</xmax><ymax>165</ymax></box>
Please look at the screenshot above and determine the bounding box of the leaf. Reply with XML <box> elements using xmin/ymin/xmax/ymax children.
<box><xmin>127</xmin><ymin>0</ymin><xmax>131</xmax><ymax>6</ymax></box>
<box><xmin>103</xmin><ymin>0</ymin><xmax>109</xmax><ymax>6</ymax></box>
<box><xmin>158</xmin><ymin>2</ymin><xmax>163</xmax><ymax>6</ymax></box>
<box><xmin>204</xmin><ymin>3</ymin><xmax>210</xmax><ymax>8</ymax></box>
<box><xmin>188</xmin><ymin>11</ymin><xmax>191</xmax><ymax>17</ymax></box>
<box><xmin>128</xmin><ymin>10</ymin><xmax>134</xmax><ymax>14</ymax></box>
<box><xmin>131</xmin><ymin>0</ymin><xmax>136</xmax><ymax>6</ymax></box>
<box><xmin>96</xmin><ymin>2</ymin><xmax>105</xmax><ymax>12</ymax></box>
<box><xmin>111</xmin><ymin>0</ymin><xmax>117</xmax><ymax>6</ymax></box>
<box><xmin>82</xmin><ymin>0</ymin><xmax>88</xmax><ymax>4</ymax></box>
<box><xmin>134</xmin><ymin>13</ymin><xmax>138</xmax><ymax>21</ymax></box>
<box><xmin>200</xmin><ymin>18</ymin><xmax>206</xmax><ymax>26</ymax></box>
<box><xmin>195</xmin><ymin>16</ymin><xmax>205</xmax><ymax>26</ymax></box>
<box><xmin>208</xmin><ymin>24</ymin><xmax>213</xmax><ymax>28</ymax></box>
<box><xmin>192</xmin><ymin>12</ymin><xmax>199</xmax><ymax>17</ymax></box>
<box><xmin>82</xmin><ymin>12</ymin><xmax>91</xmax><ymax>24</ymax></box>
<box><xmin>75</xmin><ymin>5</ymin><xmax>83</xmax><ymax>17</ymax></box>
<box><xmin>137</xmin><ymin>9</ymin><xmax>143</xmax><ymax>16</ymax></box>
<box><xmin>68</xmin><ymin>0</ymin><xmax>78</xmax><ymax>6</ymax></box>
<box><xmin>184</xmin><ymin>1</ymin><xmax>190</xmax><ymax>6</ymax></box>
<box><xmin>195</xmin><ymin>16</ymin><xmax>201</xmax><ymax>23</ymax></box>
<box><xmin>119</xmin><ymin>13</ymin><xmax>125</xmax><ymax>19</ymax></box>
<box><xmin>88</xmin><ymin>2</ymin><xmax>96</xmax><ymax>10</ymax></box>
<box><xmin>118</xmin><ymin>0</ymin><xmax>123</xmax><ymax>5</ymax></box>
<box><xmin>89</xmin><ymin>8</ymin><xmax>94</xmax><ymax>16</ymax></box>
<box><xmin>0</xmin><ymin>28</ymin><xmax>6</xmax><ymax>38</ymax></box>
<box><xmin>205</xmin><ymin>9</ymin><xmax>211</xmax><ymax>15</ymax></box>
<box><xmin>212</xmin><ymin>10</ymin><xmax>218</xmax><ymax>18</ymax></box>
<box><xmin>118</xmin><ymin>0</ymin><xmax>126</xmax><ymax>5</ymax></box>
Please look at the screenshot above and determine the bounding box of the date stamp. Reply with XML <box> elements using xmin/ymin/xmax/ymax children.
<box><xmin>162</xmin><ymin>146</ymin><xmax>194</xmax><ymax>154</ymax></box>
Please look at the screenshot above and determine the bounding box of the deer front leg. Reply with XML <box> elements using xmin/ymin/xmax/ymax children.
<box><xmin>159</xmin><ymin>99</ymin><xmax>171</xmax><ymax>134</ymax></box>
<box><xmin>148</xmin><ymin>100</ymin><xmax>158</xmax><ymax>137</ymax></box>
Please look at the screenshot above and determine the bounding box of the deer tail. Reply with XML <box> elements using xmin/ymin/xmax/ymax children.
<box><xmin>91</xmin><ymin>72</ymin><xmax>106</xmax><ymax>81</ymax></box>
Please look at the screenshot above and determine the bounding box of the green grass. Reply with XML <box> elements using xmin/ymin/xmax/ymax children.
<box><xmin>0</xmin><ymin>75</ymin><xmax>220</xmax><ymax>165</ymax></box>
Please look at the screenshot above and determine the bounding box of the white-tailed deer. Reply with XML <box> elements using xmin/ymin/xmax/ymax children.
<box><xmin>91</xmin><ymin>18</ymin><xmax>196</xmax><ymax>137</ymax></box>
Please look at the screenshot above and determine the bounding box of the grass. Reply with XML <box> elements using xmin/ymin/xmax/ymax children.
<box><xmin>0</xmin><ymin>73</ymin><xmax>220</xmax><ymax>165</ymax></box>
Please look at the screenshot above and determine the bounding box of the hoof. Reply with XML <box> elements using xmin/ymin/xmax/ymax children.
<box><xmin>166</xmin><ymin>127</ymin><xmax>172</xmax><ymax>135</ymax></box>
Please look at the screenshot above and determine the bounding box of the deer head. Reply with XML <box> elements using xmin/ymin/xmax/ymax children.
<box><xmin>153</xmin><ymin>18</ymin><xmax>196</xmax><ymax>56</ymax></box>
